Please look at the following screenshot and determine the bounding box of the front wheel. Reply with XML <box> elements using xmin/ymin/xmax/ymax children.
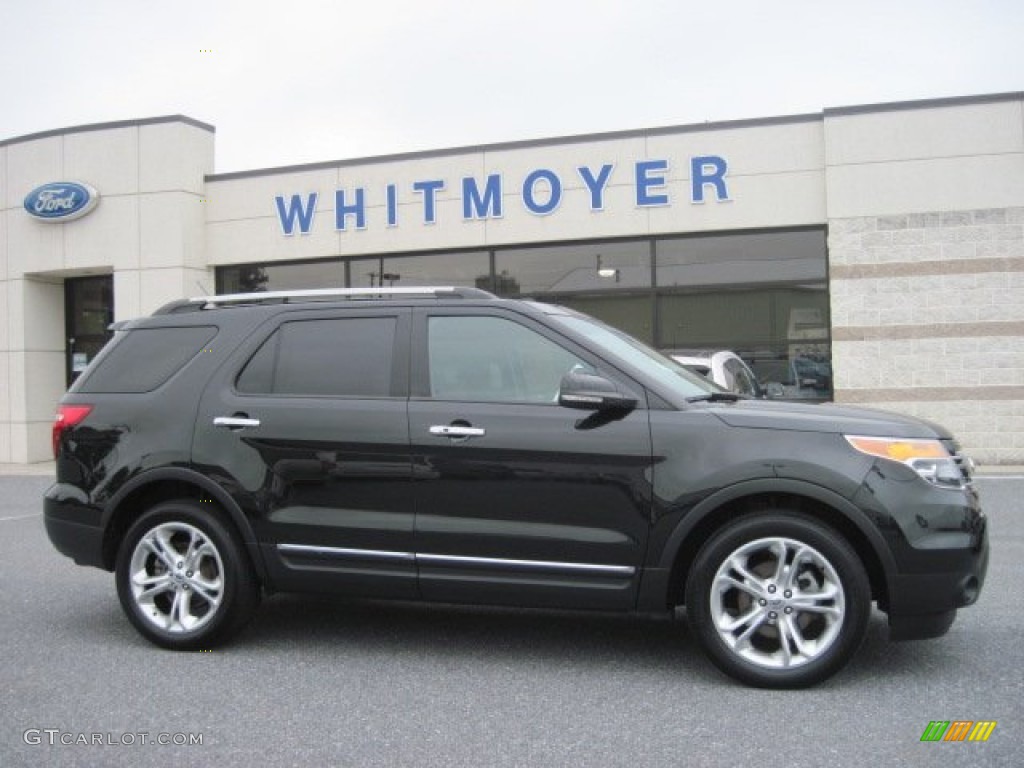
<box><xmin>685</xmin><ymin>512</ymin><xmax>870</xmax><ymax>688</ymax></box>
<box><xmin>115</xmin><ymin>500</ymin><xmax>260</xmax><ymax>650</ymax></box>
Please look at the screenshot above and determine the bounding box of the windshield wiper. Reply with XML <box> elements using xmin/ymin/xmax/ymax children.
<box><xmin>686</xmin><ymin>392</ymin><xmax>742</xmax><ymax>403</ymax></box>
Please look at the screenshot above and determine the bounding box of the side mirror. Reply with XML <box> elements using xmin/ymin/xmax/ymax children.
<box><xmin>764</xmin><ymin>382</ymin><xmax>785</xmax><ymax>399</ymax></box>
<box><xmin>558</xmin><ymin>370</ymin><xmax>637</xmax><ymax>412</ymax></box>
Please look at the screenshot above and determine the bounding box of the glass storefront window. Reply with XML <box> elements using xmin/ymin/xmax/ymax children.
<box><xmin>348</xmin><ymin>251</ymin><xmax>489</xmax><ymax>289</ymax></box>
<box><xmin>495</xmin><ymin>241</ymin><xmax>650</xmax><ymax>296</ymax></box>
<box><xmin>217</xmin><ymin>260</ymin><xmax>344</xmax><ymax>293</ymax></box>
<box><xmin>212</xmin><ymin>227</ymin><xmax>831</xmax><ymax>399</ymax></box>
<box><xmin>495</xmin><ymin>241</ymin><xmax>653</xmax><ymax>343</ymax></box>
<box><xmin>654</xmin><ymin>229</ymin><xmax>831</xmax><ymax>400</ymax></box>
<box><xmin>655</xmin><ymin>230</ymin><xmax>827</xmax><ymax>288</ymax></box>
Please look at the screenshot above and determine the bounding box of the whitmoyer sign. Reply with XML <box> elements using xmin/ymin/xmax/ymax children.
<box><xmin>275</xmin><ymin>155</ymin><xmax>730</xmax><ymax>235</ymax></box>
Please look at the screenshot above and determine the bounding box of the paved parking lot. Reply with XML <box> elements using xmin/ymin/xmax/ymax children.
<box><xmin>1</xmin><ymin>473</ymin><xmax>1021</xmax><ymax>767</ymax></box>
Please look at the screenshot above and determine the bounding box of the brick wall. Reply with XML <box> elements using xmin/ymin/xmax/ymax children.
<box><xmin>828</xmin><ymin>207</ymin><xmax>1024</xmax><ymax>465</ymax></box>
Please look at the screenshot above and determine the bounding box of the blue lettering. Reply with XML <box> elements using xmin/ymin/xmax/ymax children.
<box><xmin>577</xmin><ymin>164</ymin><xmax>614</xmax><ymax>210</ymax></box>
<box><xmin>635</xmin><ymin>160</ymin><xmax>669</xmax><ymax>206</ymax></box>
<box><xmin>691</xmin><ymin>155</ymin><xmax>729</xmax><ymax>202</ymax></box>
<box><xmin>522</xmin><ymin>169</ymin><xmax>562</xmax><ymax>215</ymax></box>
<box><xmin>335</xmin><ymin>188</ymin><xmax>366</xmax><ymax>230</ymax></box>
<box><xmin>275</xmin><ymin>193</ymin><xmax>318</xmax><ymax>235</ymax></box>
<box><xmin>386</xmin><ymin>184</ymin><xmax>398</xmax><ymax>227</ymax></box>
<box><xmin>462</xmin><ymin>175</ymin><xmax>503</xmax><ymax>220</ymax></box>
<box><xmin>413</xmin><ymin>180</ymin><xmax>445</xmax><ymax>224</ymax></box>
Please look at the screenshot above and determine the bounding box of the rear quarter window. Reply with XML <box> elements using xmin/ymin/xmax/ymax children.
<box><xmin>74</xmin><ymin>326</ymin><xmax>218</xmax><ymax>394</ymax></box>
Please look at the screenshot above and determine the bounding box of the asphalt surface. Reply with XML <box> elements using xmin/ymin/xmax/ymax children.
<box><xmin>1</xmin><ymin>474</ymin><xmax>1021</xmax><ymax>768</ymax></box>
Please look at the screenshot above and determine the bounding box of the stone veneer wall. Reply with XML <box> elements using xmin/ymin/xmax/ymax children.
<box><xmin>828</xmin><ymin>207</ymin><xmax>1024</xmax><ymax>465</ymax></box>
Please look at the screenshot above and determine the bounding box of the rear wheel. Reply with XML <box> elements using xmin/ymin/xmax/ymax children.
<box><xmin>115</xmin><ymin>500</ymin><xmax>260</xmax><ymax>650</ymax></box>
<box><xmin>685</xmin><ymin>512</ymin><xmax>870</xmax><ymax>688</ymax></box>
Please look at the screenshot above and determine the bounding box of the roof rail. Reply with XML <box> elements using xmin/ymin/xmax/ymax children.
<box><xmin>181</xmin><ymin>285</ymin><xmax>496</xmax><ymax>309</ymax></box>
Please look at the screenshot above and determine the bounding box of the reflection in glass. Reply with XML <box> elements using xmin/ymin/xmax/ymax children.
<box><xmin>218</xmin><ymin>260</ymin><xmax>344</xmax><ymax>293</ymax></box>
<box><xmin>349</xmin><ymin>252</ymin><xmax>489</xmax><ymax>289</ymax></box>
<box><xmin>656</xmin><ymin>230</ymin><xmax>827</xmax><ymax>287</ymax></box>
<box><xmin>654</xmin><ymin>229</ymin><xmax>831</xmax><ymax>401</ymax></box>
<box><xmin>495</xmin><ymin>241</ymin><xmax>650</xmax><ymax>296</ymax></box>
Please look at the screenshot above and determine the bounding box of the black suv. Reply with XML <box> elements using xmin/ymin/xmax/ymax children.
<box><xmin>44</xmin><ymin>287</ymin><xmax>988</xmax><ymax>688</ymax></box>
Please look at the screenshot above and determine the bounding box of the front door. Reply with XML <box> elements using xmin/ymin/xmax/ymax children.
<box><xmin>408</xmin><ymin>308</ymin><xmax>653</xmax><ymax>610</ymax></box>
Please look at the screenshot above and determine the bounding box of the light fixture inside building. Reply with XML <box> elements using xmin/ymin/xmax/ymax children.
<box><xmin>596</xmin><ymin>254</ymin><xmax>619</xmax><ymax>281</ymax></box>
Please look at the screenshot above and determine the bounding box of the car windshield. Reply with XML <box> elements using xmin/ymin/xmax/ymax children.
<box><xmin>550</xmin><ymin>313</ymin><xmax>720</xmax><ymax>399</ymax></box>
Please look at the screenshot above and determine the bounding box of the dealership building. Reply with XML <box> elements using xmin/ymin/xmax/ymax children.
<box><xmin>1</xmin><ymin>91</ymin><xmax>1022</xmax><ymax>464</ymax></box>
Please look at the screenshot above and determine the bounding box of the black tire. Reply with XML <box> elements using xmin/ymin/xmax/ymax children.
<box><xmin>115</xmin><ymin>500</ymin><xmax>260</xmax><ymax>650</ymax></box>
<box><xmin>685</xmin><ymin>512</ymin><xmax>870</xmax><ymax>688</ymax></box>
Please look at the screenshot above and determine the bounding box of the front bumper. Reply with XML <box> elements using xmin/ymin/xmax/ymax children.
<box><xmin>886</xmin><ymin>521</ymin><xmax>989</xmax><ymax>640</ymax></box>
<box><xmin>855</xmin><ymin>467</ymin><xmax>989</xmax><ymax>641</ymax></box>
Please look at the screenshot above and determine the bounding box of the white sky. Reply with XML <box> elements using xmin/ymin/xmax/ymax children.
<box><xmin>2</xmin><ymin>0</ymin><xmax>1022</xmax><ymax>174</ymax></box>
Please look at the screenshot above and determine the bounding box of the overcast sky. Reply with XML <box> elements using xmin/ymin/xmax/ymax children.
<box><xmin>2</xmin><ymin>0</ymin><xmax>1021</xmax><ymax>174</ymax></box>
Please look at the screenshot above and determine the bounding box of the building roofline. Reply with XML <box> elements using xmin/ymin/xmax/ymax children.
<box><xmin>823</xmin><ymin>90</ymin><xmax>1024</xmax><ymax>117</ymax></box>
<box><xmin>0</xmin><ymin>115</ymin><xmax>215</xmax><ymax>148</ymax></box>
<box><xmin>5</xmin><ymin>91</ymin><xmax>1018</xmax><ymax>178</ymax></box>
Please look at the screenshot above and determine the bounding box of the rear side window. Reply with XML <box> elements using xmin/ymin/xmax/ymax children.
<box><xmin>237</xmin><ymin>317</ymin><xmax>397</xmax><ymax>397</ymax></box>
<box><xmin>76</xmin><ymin>326</ymin><xmax>217</xmax><ymax>394</ymax></box>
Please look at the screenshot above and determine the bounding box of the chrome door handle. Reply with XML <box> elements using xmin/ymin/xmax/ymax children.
<box><xmin>214</xmin><ymin>416</ymin><xmax>261</xmax><ymax>430</ymax></box>
<box><xmin>429</xmin><ymin>425</ymin><xmax>485</xmax><ymax>438</ymax></box>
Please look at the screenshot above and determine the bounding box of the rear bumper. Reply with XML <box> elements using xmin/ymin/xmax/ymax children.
<box><xmin>43</xmin><ymin>484</ymin><xmax>107</xmax><ymax>570</ymax></box>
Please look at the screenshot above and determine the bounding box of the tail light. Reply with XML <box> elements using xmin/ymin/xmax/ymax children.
<box><xmin>52</xmin><ymin>404</ymin><xmax>93</xmax><ymax>458</ymax></box>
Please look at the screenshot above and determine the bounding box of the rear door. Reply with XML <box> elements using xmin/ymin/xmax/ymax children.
<box><xmin>193</xmin><ymin>307</ymin><xmax>417</xmax><ymax>598</ymax></box>
<box><xmin>407</xmin><ymin>307</ymin><xmax>653</xmax><ymax>610</ymax></box>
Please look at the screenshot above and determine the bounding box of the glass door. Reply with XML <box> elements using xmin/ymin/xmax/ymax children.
<box><xmin>65</xmin><ymin>276</ymin><xmax>114</xmax><ymax>387</ymax></box>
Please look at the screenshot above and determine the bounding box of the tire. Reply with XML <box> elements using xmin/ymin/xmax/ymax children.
<box><xmin>685</xmin><ymin>512</ymin><xmax>870</xmax><ymax>688</ymax></box>
<box><xmin>115</xmin><ymin>500</ymin><xmax>260</xmax><ymax>650</ymax></box>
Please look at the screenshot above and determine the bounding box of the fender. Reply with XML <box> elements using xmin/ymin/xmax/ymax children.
<box><xmin>638</xmin><ymin>477</ymin><xmax>898</xmax><ymax>611</ymax></box>
<box><xmin>102</xmin><ymin>466</ymin><xmax>268</xmax><ymax>581</ymax></box>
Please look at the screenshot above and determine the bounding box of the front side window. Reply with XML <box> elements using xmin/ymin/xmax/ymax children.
<box><xmin>550</xmin><ymin>313</ymin><xmax>715</xmax><ymax>400</ymax></box>
<box><xmin>428</xmin><ymin>316</ymin><xmax>586</xmax><ymax>403</ymax></box>
<box><xmin>237</xmin><ymin>317</ymin><xmax>396</xmax><ymax>397</ymax></box>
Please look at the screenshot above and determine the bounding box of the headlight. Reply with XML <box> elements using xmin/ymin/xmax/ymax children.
<box><xmin>844</xmin><ymin>435</ymin><xmax>967</xmax><ymax>489</ymax></box>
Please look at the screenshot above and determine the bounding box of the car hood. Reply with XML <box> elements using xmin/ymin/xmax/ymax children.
<box><xmin>706</xmin><ymin>398</ymin><xmax>953</xmax><ymax>439</ymax></box>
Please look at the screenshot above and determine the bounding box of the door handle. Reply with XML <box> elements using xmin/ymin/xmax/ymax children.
<box><xmin>214</xmin><ymin>416</ymin><xmax>261</xmax><ymax>430</ymax></box>
<box><xmin>429</xmin><ymin>425</ymin><xmax>485</xmax><ymax>438</ymax></box>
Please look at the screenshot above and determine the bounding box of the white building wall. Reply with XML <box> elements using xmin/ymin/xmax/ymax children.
<box><xmin>0</xmin><ymin>117</ymin><xmax>214</xmax><ymax>462</ymax></box>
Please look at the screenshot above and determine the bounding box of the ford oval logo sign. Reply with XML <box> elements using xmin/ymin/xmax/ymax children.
<box><xmin>23</xmin><ymin>181</ymin><xmax>100</xmax><ymax>222</ymax></box>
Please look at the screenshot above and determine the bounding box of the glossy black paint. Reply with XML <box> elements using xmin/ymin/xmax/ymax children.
<box><xmin>409</xmin><ymin>400</ymin><xmax>650</xmax><ymax>609</ymax></box>
<box><xmin>43</xmin><ymin>295</ymin><xmax>989</xmax><ymax>643</ymax></box>
<box><xmin>191</xmin><ymin>307</ymin><xmax>417</xmax><ymax>599</ymax></box>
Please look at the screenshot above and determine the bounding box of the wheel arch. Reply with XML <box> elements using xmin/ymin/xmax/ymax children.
<box><xmin>100</xmin><ymin>467</ymin><xmax>267</xmax><ymax>582</ymax></box>
<box><xmin>654</xmin><ymin>479</ymin><xmax>895</xmax><ymax>611</ymax></box>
